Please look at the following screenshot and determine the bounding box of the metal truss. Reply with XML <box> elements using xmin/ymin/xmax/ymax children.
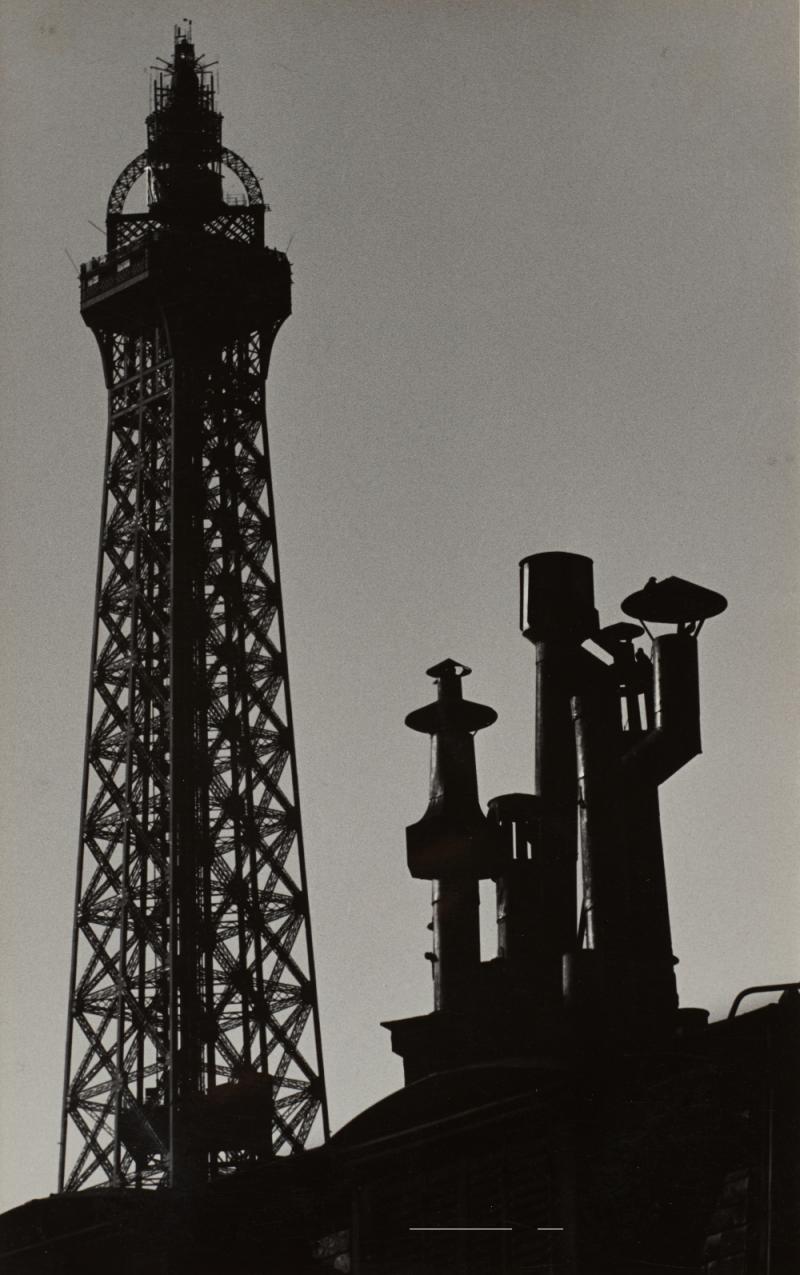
<box><xmin>106</xmin><ymin>149</ymin><xmax>264</xmax><ymax>253</ymax></box>
<box><xmin>60</xmin><ymin>323</ymin><xmax>327</xmax><ymax>1191</ymax></box>
<box><xmin>107</xmin><ymin>147</ymin><xmax>263</xmax><ymax>217</ymax></box>
<box><xmin>107</xmin><ymin>207</ymin><xmax>262</xmax><ymax>253</ymax></box>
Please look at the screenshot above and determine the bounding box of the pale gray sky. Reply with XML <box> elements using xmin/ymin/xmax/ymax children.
<box><xmin>1</xmin><ymin>0</ymin><xmax>797</xmax><ymax>1213</ymax></box>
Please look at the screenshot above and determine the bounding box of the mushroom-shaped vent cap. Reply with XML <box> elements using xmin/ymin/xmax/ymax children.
<box><xmin>426</xmin><ymin>658</ymin><xmax>471</xmax><ymax>681</ymax></box>
<box><xmin>621</xmin><ymin>576</ymin><xmax>728</xmax><ymax>624</ymax></box>
<box><xmin>595</xmin><ymin>621</ymin><xmax>644</xmax><ymax>655</ymax></box>
<box><xmin>405</xmin><ymin>657</ymin><xmax>497</xmax><ymax>735</ymax></box>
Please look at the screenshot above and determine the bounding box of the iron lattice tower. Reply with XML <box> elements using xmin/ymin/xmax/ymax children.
<box><xmin>59</xmin><ymin>25</ymin><xmax>328</xmax><ymax>1191</ymax></box>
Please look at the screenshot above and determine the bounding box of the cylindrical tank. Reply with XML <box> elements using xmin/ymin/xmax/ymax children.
<box><xmin>519</xmin><ymin>551</ymin><xmax>598</xmax><ymax>644</ymax></box>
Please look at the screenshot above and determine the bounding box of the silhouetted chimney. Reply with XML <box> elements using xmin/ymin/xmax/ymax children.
<box><xmin>405</xmin><ymin>660</ymin><xmax>500</xmax><ymax>1011</ymax></box>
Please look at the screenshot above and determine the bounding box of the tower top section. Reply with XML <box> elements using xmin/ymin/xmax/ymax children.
<box><xmin>146</xmin><ymin>23</ymin><xmax>223</xmax><ymax>222</ymax></box>
<box><xmin>93</xmin><ymin>25</ymin><xmax>269</xmax><ymax>258</ymax></box>
<box><xmin>82</xmin><ymin>25</ymin><xmax>287</xmax><ymax>329</ymax></box>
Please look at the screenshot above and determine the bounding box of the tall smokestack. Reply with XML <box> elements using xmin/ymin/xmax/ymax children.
<box><xmin>566</xmin><ymin>574</ymin><xmax>727</xmax><ymax>1032</ymax></box>
<box><xmin>405</xmin><ymin>660</ymin><xmax>499</xmax><ymax>1012</ymax></box>
<box><xmin>518</xmin><ymin>552</ymin><xmax>599</xmax><ymax>981</ymax></box>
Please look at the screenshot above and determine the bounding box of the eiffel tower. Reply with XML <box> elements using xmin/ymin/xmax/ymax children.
<box><xmin>59</xmin><ymin>24</ymin><xmax>327</xmax><ymax>1191</ymax></box>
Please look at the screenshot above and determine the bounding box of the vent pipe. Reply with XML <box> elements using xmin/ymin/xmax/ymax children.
<box><xmin>405</xmin><ymin>660</ymin><xmax>500</xmax><ymax>1012</ymax></box>
<box><xmin>518</xmin><ymin>553</ymin><xmax>598</xmax><ymax>979</ymax></box>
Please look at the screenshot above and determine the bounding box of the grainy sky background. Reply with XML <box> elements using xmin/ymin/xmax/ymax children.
<box><xmin>0</xmin><ymin>0</ymin><xmax>797</xmax><ymax>1214</ymax></box>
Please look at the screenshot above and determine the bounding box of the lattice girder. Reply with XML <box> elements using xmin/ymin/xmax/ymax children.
<box><xmin>61</xmin><ymin>311</ymin><xmax>325</xmax><ymax>1190</ymax></box>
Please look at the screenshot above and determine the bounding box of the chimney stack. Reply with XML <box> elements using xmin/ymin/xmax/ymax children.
<box><xmin>405</xmin><ymin>660</ymin><xmax>500</xmax><ymax>1011</ymax></box>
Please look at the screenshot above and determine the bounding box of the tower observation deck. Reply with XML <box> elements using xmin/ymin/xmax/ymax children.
<box><xmin>60</xmin><ymin>24</ymin><xmax>328</xmax><ymax>1191</ymax></box>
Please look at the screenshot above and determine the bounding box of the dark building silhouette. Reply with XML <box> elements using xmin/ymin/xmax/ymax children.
<box><xmin>0</xmin><ymin>27</ymin><xmax>797</xmax><ymax>1275</ymax></box>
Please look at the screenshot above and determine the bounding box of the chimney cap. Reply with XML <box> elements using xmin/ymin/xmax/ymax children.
<box><xmin>406</xmin><ymin>658</ymin><xmax>497</xmax><ymax>735</ymax></box>
<box><xmin>622</xmin><ymin>576</ymin><xmax>727</xmax><ymax>625</ymax></box>
<box><xmin>425</xmin><ymin>658</ymin><xmax>470</xmax><ymax>681</ymax></box>
<box><xmin>594</xmin><ymin>621</ymin><xmax>644</xmax><ymax>656</ymax></box>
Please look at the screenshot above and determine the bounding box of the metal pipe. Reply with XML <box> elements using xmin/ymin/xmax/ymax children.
<box><xmin>573</xmin><ymin>664</ymin><xmax>681</xmax><ymax>1025</ymax></box>
<box><xmin>620</xmin><ymin>784</ymin><xmax>679</xmax><ymax>1021</ymax></box>
<box><xmin>431</xmin><ymin>876</ymin><xmax>482</xmax><ymax>1012</ymax></box>
<box><xmin>489</xmin><ymin>793</ymin><xmax>566</xmax><ymax>1011</ymax></box>
<box><xmin>727</xmin><ymin>982</ymin><xmax>800</xmax><ymax>1019</ymax></box>
<box><xmin>622</xmin><ymin>633</ymin><xmax>701</xmax><ymax>787</ymax></box>
<box><xmin>571</xmin><ymin>683</ymin><xmax>626</xmax><ymax>966</ymax></box>
<box><xmin>519</xmin><ymin>553</ymin><xmax>599</xmax><ymax>973</ymax></box>
<box><xmin>612</xmin><ymin>633</ymin><xmax>701</xmax><ymax>1025</ymax></box>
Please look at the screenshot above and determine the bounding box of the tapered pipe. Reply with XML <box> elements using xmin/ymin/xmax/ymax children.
<box><xmin>616</xmin><ymin>633</ymin><xmax>699</xmax><ymax>1022</ymax></box>
<box><xmin>569</xmin><ymin>635</ymin><xmax>694</xmax><ymax>1028</ymax></box>
<box><xmin>620</xmin><ymin>785</ymin><xmax>678</xmax><ymax>1021</ymax></box>
<box><xmin>405</xmin><ymin>660</ymin><xmax>499</xmax><ymax>1013</ymax></box>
